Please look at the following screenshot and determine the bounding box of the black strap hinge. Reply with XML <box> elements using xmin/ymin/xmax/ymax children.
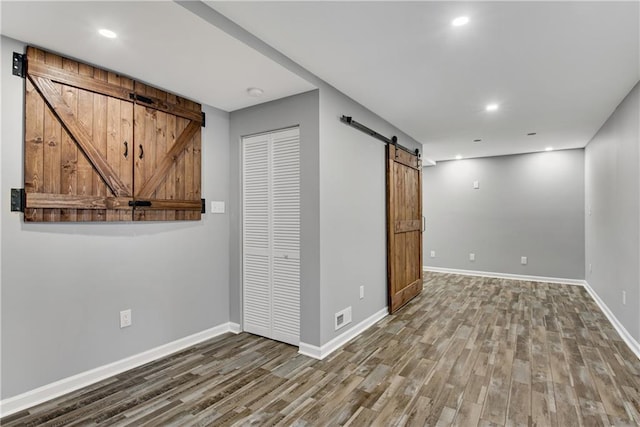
<box><xmin>129</xmin><ymin>93</ymin><xmax>154</xmax><ymax>105</ymax></box>
<box><xmin>201</xmin><ymin>198</ymin><xmax>206</xmax><ymax>213</ymax></box>
<box><xmin>11</xmin><ymin>188</ymin><xmax>26</xmax><ymax>212</ymax></box>
<box><xmin>128</xmin><ymin>200</ymin><xmax>152</xmax><ymax>207</ymax></box>
<box><xmin>12</xmin><ymin>52</ymin><xmax>26</xmax><ymax>78</ymax></box>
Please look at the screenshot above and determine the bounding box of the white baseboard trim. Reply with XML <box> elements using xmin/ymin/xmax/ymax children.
<box><xmin>299</xmin><ymin>307</ymin><xmax>388</xmax><ymax>360</ymax></box>
<box><xmin>424</xmin><ymin>266</ymin><xmax>585</xmax><ymax>286</ymax></box>
<box><xmin>0</xmin><ymin>322</ymin><xmax>240</xmax><ymax>418</ymax></box>
<box><xmin>582</xmin><ymin>281</ymin><xmax>640</xmax><ymax>361</ymax></box>
<box><xmin>229</xmin><ymin>322</ymin><xmax>241</xmax><ymax>334</ymax></box>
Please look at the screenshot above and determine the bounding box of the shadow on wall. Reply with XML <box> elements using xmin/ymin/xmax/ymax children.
<box><xmin>18</xmin><ymin>218</ymin><xmax>207</xmax><ymax>237</ymax></box>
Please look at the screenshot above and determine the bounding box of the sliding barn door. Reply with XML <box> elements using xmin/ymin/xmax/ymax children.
<box><xmin>243</xmin><ymin>127</ymin><xmax>300</xmax><ymax>346</ymax></box>
<box><xmin>387</xmin><ymin>144</ymin><xmax>423</xmax><ymax>313</ymax></box>
<box><xmin>22</xmin><ymin>46</ymin><xmax>203</xmax><ymax>221</ymax></box>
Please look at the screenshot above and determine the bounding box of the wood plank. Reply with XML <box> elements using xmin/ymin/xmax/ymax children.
<box><xmin>142</xmin><ymin>103</ymin><xmax>158</xmax><ymax>221</ymax></box>
<box><xmin>24</xmin><ymin>79</ymin><xmax>45</xmax><ymax>222</ymax></box>
<box><xmin>165</xmin><ymin>113</ymin><xmax>177</xmax><ymax>221</ymax></box>
<box><xmin>29</xmin><ymin>75</ymin><xmax>131</xmax><ymax>198</ymax></box>
<box><xmin>183</xmin><ymin>122</ymin><xmax>196</xmax><ymax>220</ymax></box>
<box><xmin>76</xmin><ymin>62</ymin><xmax>95</xmax><ymax>221</ymax></box>
<box><xmin>59</xmin><ymin>58</ymin><xmax>79</xmax><ymax>221</ymax></box>
<box><xmin>175</xmin><ymin>117</ymin><xmax>188</xmax><ymax>221</ymax></box>
<box><xmin>92</xmin><ymin>73</ymin><xmax>108</xmax><ymax>221</ymax></box>
<box><xmin>394</xmin><ymin>219</ymin><xmax>421</xmax><ymax>233</ymax></box>
<box><xmin>42</xmin><ymin>103</ymin><xmax>62</xmax><ymax>221</ymax></box>
<box><xmin>155</xmin><ymin>104</ymin><xmax>168</xmax><ymax>221</ymax></box>
<box><xmin>26</xmin><ymin>193</ymin><xmax>132</xmax><ymax>210</ymax></box>
<box><xmin>42</xmin><ymin>54</ymin><xmax>63</xmax><ymax>221</ymax></box>
<box><xmin>192</xmin><ymin>127</ymin><xmax>202</xmax><ymax>221</ymax></box>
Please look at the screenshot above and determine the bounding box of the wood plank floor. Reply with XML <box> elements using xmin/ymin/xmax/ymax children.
<box><xmin>3</xmin><ymin>272</ymin><xmax>640</xmax><ymax>426</ymax></box>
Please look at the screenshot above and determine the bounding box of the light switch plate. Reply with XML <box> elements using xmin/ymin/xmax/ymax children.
<box><xmin>211</xmin><ymin>201</ymin><xmax>225</xmax><ymax>214</ymax></box>
<box><xmin>473</xmin><ymin>180</ymin><xmax>479</xmax><ymax>189</ymax></box>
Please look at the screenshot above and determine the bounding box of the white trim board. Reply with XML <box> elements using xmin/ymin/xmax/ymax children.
<box><xmin>582</xmin><ymin>281</ymin><xmax>640</xmax><ymax>361</ymax></box>
<box><xmin>424</xmin><ymin>266</ymin><xmax>640</xmax><ymax>361</ymax></box>
<box><xmin>0</xmin><ymin>322</ymin><xmax>241</xmax><ymax>418</ymax></box>
<box><xmin>299</xmin><ymin>307</ymin><xmax>387</xmax><ymax>360</ymax></box>
<box><xmin>424</xmin><ymin>266</ymin><xmax>585</xmax><ymax>285</ymax></box>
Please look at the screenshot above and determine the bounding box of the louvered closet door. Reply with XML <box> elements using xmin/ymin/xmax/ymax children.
<box><xmin>242</xmin><ymin>127</ymin><xmax>300</xmax><ymax>346</ymax></box>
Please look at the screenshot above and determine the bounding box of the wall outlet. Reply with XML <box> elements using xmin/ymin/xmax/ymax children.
<box><xmin>430</xmin><ymin>250</ymin><xmax>436</xmax><ymax>258</ymax></box>
<box><xmin>622</xmin><ymin>291</ymin><xmax>626</xmax><ymax>305</ymax></box>
<box><xmin>120</xmin><ymin>309</ymin><xmax>132</xmax><ymax>328</ymax></box>
<box><xmin>521</xmin><ymin>256</ymin><xmax>528</xmax><ymax>265</ymax></box>
<box><xmin>359</xmin><ymin>285</ymin><xmax>364</xmax><ymax>299</ymax></box>
<box><xmin>473</xmin><ymin>180</ymin><xmax>479</xmax><ymax>189</ymax></box>
<box><xmin>469</xmin><ymin>253</ymin><xmax>475</xmax><ymax>262</ymax></box>
<box><xmin>335</xmin><ymin>307</ymin><xmax>352</xmax><ymax>331</ymax></box>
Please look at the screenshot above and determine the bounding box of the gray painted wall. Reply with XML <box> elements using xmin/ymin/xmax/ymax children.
<box><xmin>229</xmin><ymin>90</ymin><xmax>321</xmax><ymax>346</ymax></box>
<box><xmin>181</xmin><ymin>0</ymin><xmax>424</xmax><ymax>348</ymax></box>
<box><xmin>423</xmin><ymin>150</ymin><xmax>585</xmax><ymax>280</ymax></box>
<box><xmin>585</xmin><ymin>81</ymin><xmax>640</xmax><ymax>341</ymax></box>
<box><xmin>318</xmin><ymin>86</ymin><xmax>422</xmax><ymax>344</ymax></box>
<box><xmin>1</xmin><ymin>36</ymin><xmax>232</xmax><ymax>399</ymax></box>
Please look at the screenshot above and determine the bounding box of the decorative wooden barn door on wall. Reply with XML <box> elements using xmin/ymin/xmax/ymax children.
<box><xmin>387</xmin><ymin>144</ymin><xmax>423</xmax><ymax>314</ymax></box>
<box><xmin>242</xmin><ymin>127</ymin><xmax>301</xmax><ymax>346</ymax></box>
<box><xmin>22</xmin><ymin>46</ymin><xmax>202</xmax><ymax>222</ymax></box>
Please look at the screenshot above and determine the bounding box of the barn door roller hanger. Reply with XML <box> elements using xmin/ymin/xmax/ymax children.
<box><xmin>340</xmin><ymin>115</ymin><xmax>420</xmax><ymax>158</ymax></box>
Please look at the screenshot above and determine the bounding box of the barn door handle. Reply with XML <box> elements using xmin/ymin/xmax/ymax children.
<box><xmin>139</xmin><ymin>144</ymin><xmax>144</xmax><ymax>159</ymax></box>
<box><xmin>123</xmin><ymin>141</ymin><xmax>128</xmax><ymax>158</ymax></box>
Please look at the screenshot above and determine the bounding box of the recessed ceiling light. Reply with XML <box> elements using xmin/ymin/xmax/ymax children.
<box><xmin>473</xmin><ymin>139</ymin><xmax>482</xmax><ymax>143</ymax></box>
<box><xmin>545</xmin><ymin>147</ymin><xmax>554</xmax><ymax>151</ymax></box>
<box><xmin>247</xmin><ymin>87</ymin><xmax>264</xmax><ymax>97</ymax></box>
<box><xmin>98</xmin><ymin>28</ymin><xmax>117</xmax><ymax>39</ymax></box>
<box><xmin>485</xmin><ymin>103</ymin><xmax>499</xmax><ymax>112</ymax></box>
<box><xmin>455</xmin><ymin>154</ymin><xmax>463</xmax><ymax>160</ymax></box>
<box><xmin>452</xmin><ymin>16</ymin><xmax>470</xmax><ymax>27</ymax></box>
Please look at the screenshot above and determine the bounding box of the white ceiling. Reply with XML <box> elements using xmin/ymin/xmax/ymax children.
<box><xmin>0</xmin><ymin>1</ymin><xmax>316</xmax><ymax>112</ymax></box>
<box><xmin>209</xmin><ymin>1</ymin><xmax>640</xmax><ymax>161</ymax></box>
<box><xmin>1</xmin><ymin>2</ymin><xmax>638</xmax><ymax>162</ymax></box>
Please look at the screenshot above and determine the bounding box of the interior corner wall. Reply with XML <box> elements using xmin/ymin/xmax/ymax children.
<box><xmin>318</xmin><ymin>86</ymin><xmax>421</xmax><ymax>345</ymax></box>
<box><xmin>1</xmin><ymin>36</ymin><xmax>231</xmax><ymax>399</ymax></box>
<box><xmin>423</xmin><ymin>149</ymin><xmax>585</xmax><ymax>280</ymax></box>
<box><xmin>228</xmin><ymin>90</ymin><xmax>321</xmax><ymax>346</ymax></box>
<box><xmin>585</xmin><ymin>81</ymin><xmax>640</xmax><ymax>342</ymax></box>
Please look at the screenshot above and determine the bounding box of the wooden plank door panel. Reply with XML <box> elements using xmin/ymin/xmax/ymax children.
<box><xmin>24</xmin><ymin>47</ymin><xmax>134</xmax><ymax>222</ymax></box>
<box><xmin>387</xmin><ymin>145</ymin><xmax>423</xmax><ymax>313</ymax></box>
<box><xmin>132</xmin><ymin>104</ymin><xmax>202</xmax><ymax>221</ymax></box>
<box><xmin>23</xmin><ymin>46</ymin><xmax>202</xmax><ymax>222</ymax></box>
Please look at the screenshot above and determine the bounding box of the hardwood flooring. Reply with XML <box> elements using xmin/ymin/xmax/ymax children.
<box><xmin>3</xmin><ymin>272</ymin><xmax>640</xmax><ymax>426</ymax></box>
